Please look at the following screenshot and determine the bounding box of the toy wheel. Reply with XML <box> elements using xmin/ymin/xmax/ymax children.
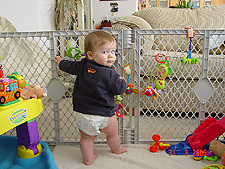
<box><xmin>14</xmin><ymin>91</ymin><xmax>20</xmax><ymax>99</ymax></box>
<box><xmin>0</xmin><ymin>96</ymin><xmax>6</xmax><ymax>104</ymax></box>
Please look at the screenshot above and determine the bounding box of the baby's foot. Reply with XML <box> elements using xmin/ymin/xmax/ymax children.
<box><xmin>84</xmin><ymin>154</ymin><xmax>97</xmax><ymax>165</ymax></box>
<box><xmin>112</xmin><ymin>145</ymin><xmax>127</xmax><ymax>155</ymax></box>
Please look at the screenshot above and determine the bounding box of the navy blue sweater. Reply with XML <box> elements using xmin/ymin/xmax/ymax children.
<box><xmin>59</xmin><ymin>58</ymin><xmax>127</xmax><ymax>117</ymax></box>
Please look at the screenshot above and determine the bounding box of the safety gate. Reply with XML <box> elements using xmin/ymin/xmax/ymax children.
<box><xmin>0</xmin><ymin>29</ymin><xmax>224</xmax><ymax>145</ymax></box>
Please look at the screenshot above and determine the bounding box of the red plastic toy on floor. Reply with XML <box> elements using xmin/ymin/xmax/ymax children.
<box><xmin>149</xmin><ymin>134</ymin><xmax>170</xmax><ymax>152</ymax></box>
<box><xmin>187</xmin><ymin>117</ymin><xmax>225</xmax><ymax>150</ymax></box>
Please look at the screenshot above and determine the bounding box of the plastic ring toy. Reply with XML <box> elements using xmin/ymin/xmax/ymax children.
<box><xmin>155</xmin><ymin>54</ymin><xmax>167</xmax><ymax>63</ymax></box>
<box><xmin>162</xmin><ymin>60</ymin><xmax>170</xmax><ymax>67</ymax></box>
<box><xmin>203</xmin><ymin>155</ymin><xmax>219</xmax><ymax>161</ymax></box>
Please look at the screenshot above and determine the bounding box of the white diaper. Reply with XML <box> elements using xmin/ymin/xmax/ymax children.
<box><xmin>76</xmin><ymin>112</ymin><xmax>108</xmax><ymax>136</ymax></box>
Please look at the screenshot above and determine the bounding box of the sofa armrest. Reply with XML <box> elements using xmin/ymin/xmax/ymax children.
<box><xmin>111</xmin><ymin>15</ymin><xmax>152</xmax><ymax>30</ymax></box>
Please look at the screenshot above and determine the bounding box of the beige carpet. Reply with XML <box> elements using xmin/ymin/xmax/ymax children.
<box><xmin>53</xmin><ymin>144</ymin><xmax>222</xmax><ymax>169</ymax></box>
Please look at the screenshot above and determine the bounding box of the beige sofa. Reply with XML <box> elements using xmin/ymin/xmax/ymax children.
<box><xmin>112</xmin><ymin>4</ymin><xmax>225</xmax><ymax>53</ymax></box>
<box><xmin>111</xmin><ymin>4</ymin><xmax>225</xmax><ymax>30</ymax></box>
<box><xmin>111</xmin><ymin>5</ymin><xmax>225</xmax><ymax>114</ymax></box>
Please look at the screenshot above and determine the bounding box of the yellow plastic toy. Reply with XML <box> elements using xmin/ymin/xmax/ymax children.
<box><xmin>18</xmin><ymin>143</ymin><xmax>42</xmax><ymax>159</ymax></box>
<box><xmin>0</xmin><ymin>98</ymin><xmax>43</xmax><ymax>135</ymax></box>
<box><xmin>202</xmin><ymin>164</ymin><xmax>225</xmax><ymax>169</ymax></box>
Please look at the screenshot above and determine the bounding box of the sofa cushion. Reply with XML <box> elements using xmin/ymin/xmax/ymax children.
<box><xmin>133</xmin><ymin>7</ymin><xmax>197</xmax><ymax>52</ymax></box>
<box><xmin>111</xmin><ymin>15</ymin><xmax>152</xmax><ymax>29</ymax></box>
<box><xmin>133</xmin><ymin>7</ymin><xmax>196</xmax><ymax>29</ymax></box>
<box><xmin>132</xmin><ymin>5</ymin><xmax>225</xmax><ymax>29</ymax></box>
<box><xmin>133</xmin><ymin>5</ymin><xmax>225</xmax><ymax>52</ymax></box>
<box><xmin>111</xmin><ymin>23</ymin><xmax>132</xmax><ymax>30</ymax></box>
<box><xmin>195</xmin><ymin>4</ymin><xmax>225</xmax><ymax>29</ymax></box>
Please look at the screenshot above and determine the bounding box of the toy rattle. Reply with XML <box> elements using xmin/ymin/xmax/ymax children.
<box><xmin>67</xmin><ymin>40</ymin><xmax>85</xmax><ymax>61</ymax></box>
<box><xmin>123</xmin><ymin>63</ymin><xmax>139</xmax><ymax>95</ymax></box>
<box><xmin>149</xmin><ymin>134</ymin><xmax>170</xmax><ymax>152</ymax></box>
<box><xmin>180</xmin><ymin>28</ymin><xmax>200</xmax><ymax>66</ymax></box>
<box><xmin>155</xmin><ymin>54</ymin><xmax>171</xmax><ymax>80</ymax></box>
<box><xmin>142</xmin><ymin>54</ymin><xmax>171</xmax><ymax>99</ymax></box>
<box><xmin>115</xmin><ymin>95</ymin><xmax>123</xmax><ymax>118</ymax></box>
<box><xmin>141</xmin><ymin>71</ymin><xmax>160</xmax><ymax>99</ymax></box>
<box><xmin>156</xmin><ymin>55</ymin><xmax>171</xmax><ymax>92</ymax></box>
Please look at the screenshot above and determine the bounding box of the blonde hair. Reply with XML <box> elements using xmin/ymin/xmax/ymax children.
<box><xmin>84</xmin><ymin>31</ymin><xmax>116</xmax><ymax>57</ymax></box>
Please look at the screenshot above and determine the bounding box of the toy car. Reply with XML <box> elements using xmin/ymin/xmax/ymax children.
<box><xmin>0</xmin><ymin>78</ymin><xmax>21</xmax><ymax>105</ymax></box>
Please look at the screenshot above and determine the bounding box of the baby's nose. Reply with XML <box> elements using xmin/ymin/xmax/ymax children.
<box><xmin>108</xmin><ymin>52</ymin><xmax>114</xmax><ymax>57</ymax></box>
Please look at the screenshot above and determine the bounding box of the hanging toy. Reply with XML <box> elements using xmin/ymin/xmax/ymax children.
<box><xmin>123</xmin><ymin>63</ymin><xmax>139</xmax><ymax>95</ymax></box>
<box><xmin>156</xmin><ymin>59</ymin><xmax>171</xmax><ymax>91</ymax></box>
<box><xmin>67</xmin><ymin>40</ymin><xmax>85</xmax><ymax>61</ymax></box>
<box><xmin>0</xmin><ymin>64</ymin><xmax>3</xmax><ymax>78</ymax></box>
<box><xmin>142</xmin><ymin>54</ymin><xmax>171</xmax><ymax>99</ymax></box>
<box><xmin>181</xmin><ymin>28</ymin><xmax>200</xmax><ymax>66</ymax></box>
<box><xmin>115</xmin><ymin>95</ymin><xmax>123</xmax><ymax>118</ymax></box>
<box><xmin>125</xmin><ymin>83</ymin><xmax>139</xmax><ymax>94</ymax></box>
<box><xmin>141</xmin><ymin>86</ymin><xmax>160</xmax><ymax>99</ymax></box>
<box><xmin>155</xmin><ymin>54</ymin><xmax>171</xmax><ymax>90</ymax></box>
<box><xmin>142</xmin><ymin>71</ymin><xmax>160</xmax><ymax>99</ymax></box>
<box><xmin>155</xmin><ymin>60</ymin><xmax>171</xmax><ymax>93</ymax></box>
<box><xmin>142</xmin><ymin>86</ymin><xmax>155</xmax><ymax>97</ymax></box>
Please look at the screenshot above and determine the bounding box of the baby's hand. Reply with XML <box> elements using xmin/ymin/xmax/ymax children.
<box><xmin>54</xmin><ymin>56</ymin><xmax>64</xmax><ymax>65</ymax></box>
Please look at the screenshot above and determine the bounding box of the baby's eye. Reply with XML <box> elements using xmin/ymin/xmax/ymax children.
<box><xmin>111</xmin><ymin>50</ymin><xmax>115</xmax><ymax>54</ymax></box>
<box><xmin>103</xmin><ymin>51</ymin><xmax>108</xmax><ymax>54</ymax></box>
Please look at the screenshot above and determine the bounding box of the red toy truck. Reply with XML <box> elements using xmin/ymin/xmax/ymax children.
<box><xmin>0</xmin><ymin>78</ymin><xmax>21</xmax><ymax>105</ymax></box>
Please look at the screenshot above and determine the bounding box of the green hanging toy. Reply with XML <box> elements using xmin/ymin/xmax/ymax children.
<box><xmin>181</xmin><ymin>28</ymin><xmax>200</xmax><ymax>66</ymax></box>
<box><xmin>67</xmin><ymin>40</ymin><xmax>85</xmax><ymax>61</ymax></box>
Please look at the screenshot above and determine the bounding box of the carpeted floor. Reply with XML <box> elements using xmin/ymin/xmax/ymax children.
<box><xmin>52</xmin><ymin>144</ymin><xmax>222</xmax><ymax>169</ymax></box>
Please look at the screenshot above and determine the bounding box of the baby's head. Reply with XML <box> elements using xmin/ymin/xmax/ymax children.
<box><xmin>84</xmin><ymin>31</ymin><xmax>117</xmax><ymax>67</ymax></box>
<box><xmin>84</xmin><ymin>31</ymin><xmax>116</xmax><ymax>56</ymax></box>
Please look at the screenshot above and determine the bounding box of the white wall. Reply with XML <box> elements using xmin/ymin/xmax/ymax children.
<box><xmin>0</xmin><ymin>0</ymin><xmax>137</xmax><ymax>31</ymax></box>
<box><xmin>0</xmin><ymin>0</ymin><xmax>55</xmax><ymax>31</ymax></box>
<box><xmin>92</xmin><ymin>0</ymin><xmax>138</xmax><ymax>28</ymax></box>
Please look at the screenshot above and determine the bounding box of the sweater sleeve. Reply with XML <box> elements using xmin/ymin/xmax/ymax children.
<box><xmin>109</xmin><ymin>70</ymin><xmax>127</xmax><ymax>95</ymax></box>
<box><xmin>59</xmin><ymin>59</ymin><xmax>82</xmax><ymax>75</ymax></box>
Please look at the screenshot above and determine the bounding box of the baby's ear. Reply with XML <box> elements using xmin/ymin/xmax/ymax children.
<box><xmin>86</xmin><ymin>51</ymin><xmax>94</xmax><ymax>60</ymax></box>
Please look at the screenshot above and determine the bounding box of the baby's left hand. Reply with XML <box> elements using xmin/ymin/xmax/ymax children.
<box><xmin>53</xmin><ymin>56</ymin><xmax>64</xmax><ymax>65</ymax></box>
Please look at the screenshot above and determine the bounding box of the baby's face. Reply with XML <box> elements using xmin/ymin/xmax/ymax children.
<box><xmin>88</xmin><ymin>41</ymin><xmax>117</xmax><ymax>67</ymax></box>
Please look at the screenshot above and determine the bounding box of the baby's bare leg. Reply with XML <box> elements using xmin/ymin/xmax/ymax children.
<box><xmin>100</xmin><ymin>116</ymin><xmax>127</xmax><ymax>154</ymax></box>
<box><xmin>79</xmin><ymin>129</ymin><xmax>97</xmax><ymax>165</ymax></box>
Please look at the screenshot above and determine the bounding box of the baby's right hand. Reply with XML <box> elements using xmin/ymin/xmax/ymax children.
<box><xmin>53</xmin><ymin>56</ymin><xmax>63</xmax><ymax>65</ymax></box>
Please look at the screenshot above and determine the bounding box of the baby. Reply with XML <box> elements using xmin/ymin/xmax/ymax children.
<box><xmin>54</xmin><ymin>30</ymin><xmax>127</xmax><ymax>165</ymax></box>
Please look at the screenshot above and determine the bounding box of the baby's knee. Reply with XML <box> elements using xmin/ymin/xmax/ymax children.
<box><xmin>80</xmin><ymin>129</ymin><xmax>97</xmax><ymax>140</ymax></box>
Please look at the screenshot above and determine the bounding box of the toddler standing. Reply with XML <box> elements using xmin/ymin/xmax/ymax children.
<box><xmin>54</xmin><ymin>30</ymin><xmax>127</xmax><ymax>165</ymax></box>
